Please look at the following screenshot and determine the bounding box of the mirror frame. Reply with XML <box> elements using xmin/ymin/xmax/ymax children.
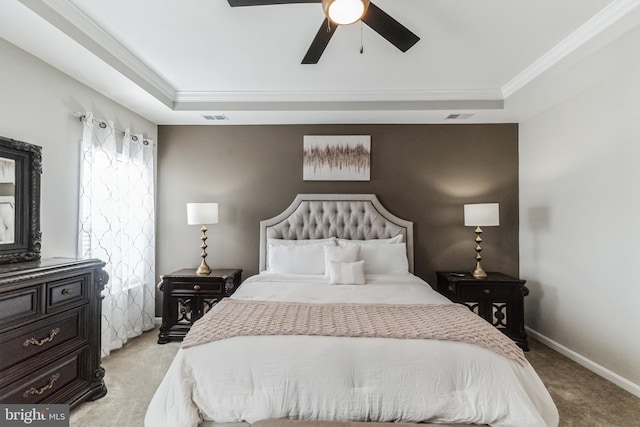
<box><xmin>0</xmin><ymin>136</ymin><xmax>42</xmax><ymax>264</ymax></box>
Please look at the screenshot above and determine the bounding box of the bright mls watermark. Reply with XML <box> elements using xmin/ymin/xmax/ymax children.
<box><xmin>1</xmin><ymin>405</ymin><xmax>69</xmax><ymax>426</ymax></box>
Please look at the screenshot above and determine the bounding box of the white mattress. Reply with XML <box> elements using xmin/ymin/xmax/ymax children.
<box><xmin>145</xmin><ymin>273</ymin><xmax>558</xmax><ymax>427</ymax></box>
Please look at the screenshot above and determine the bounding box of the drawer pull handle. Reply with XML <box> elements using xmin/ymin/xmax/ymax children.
<box><xmin>193</xmin><ymin>285</ymin><xmax>201</xmax><ymax>290</ymax></box>
<box><xmin>23</xmin><ymin>328</ymin><xmax>61</xmax><ymax>347</ymax></box>
<box><xmin>61</xmin><ymin>288</ymin><xmax>74</xmax><ymax>295</ymax></box>
<box><xmin>483</xmin><ymin>289</ymin><xmax>491</xmax><ymax>294</ymax></box>
<box><xmin>23</xmin><ymin>373</ymin><xmax>61</xmax><ymax>398</ymax></box>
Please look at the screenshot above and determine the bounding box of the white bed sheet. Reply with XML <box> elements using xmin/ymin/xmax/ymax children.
<box><xmin>145</xmin><ymin>273</ymin><xmax>558</xmax><ymax>427</ymax></box>
<box><xmin>232</xmin><ymin>273</ymin><xmax>453</xmax><ymax>304</ymax></box>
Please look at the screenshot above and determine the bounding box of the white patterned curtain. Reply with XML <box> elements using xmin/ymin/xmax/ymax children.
<box><xmin>79</xmin><ymin>112</ymin><xmax>156</xmax><ymax>357</ymax></box>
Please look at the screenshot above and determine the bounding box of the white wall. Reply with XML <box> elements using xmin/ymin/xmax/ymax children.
<box><xmin>0</xmin><ymin>37</ymin><xmax>157</xmax><ymax>259</ymax></box>
<box><xmin>515</xmin><ymin>22</ymin><xmax>640</xmax><ymax>393</ymax></box>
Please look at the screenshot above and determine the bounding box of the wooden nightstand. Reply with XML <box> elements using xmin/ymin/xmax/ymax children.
<box><xmin>157</xmin><ymin>268</ymin><xmax>242</xmax><ymax>344</ymax></box>
<box><xmin>435</xmin><ymin>271</ymin><xmax>530</xmax><ymax>351</ymax></box>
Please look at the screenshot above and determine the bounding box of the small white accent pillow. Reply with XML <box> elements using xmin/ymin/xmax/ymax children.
<box><xmin>337</xmin><ymin>235</ymin><xmax>403</xmax><ymax>246</ymax></box>
<box><xmin>328</xmin><ymin>260</ymin><xmax>366</xmax><ymax>285</ymax></box>
<box><xmin>324</xmin><ymin>245</ymin><xmax>361</xmax><ymax>276</ymax></box>
<box><xmin>359</xmin><ymin>243</ymin><xmax>409</xmax><ymax>275</ymax></box>
<box><xmin>267</xmin><ymin>243</ymin><xmax>327</xmax><ymax>274</ymax></box>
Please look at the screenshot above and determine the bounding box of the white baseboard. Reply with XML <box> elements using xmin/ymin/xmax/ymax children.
<box><xmin>526</xmin><ymin>327</ymin><xmax>640</xmax><ymax>398</ymax></box>
<box><xmin>154</xmin><ymin>316</ymin><xmax>162</xmax><ymax>326</ymax></box>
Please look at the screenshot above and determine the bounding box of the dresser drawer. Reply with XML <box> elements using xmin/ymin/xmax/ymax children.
<box><xmin>0</xmin><ymin>350</ymin><xmax>83</xmax><ymax>404</ymax></box>
<box><xmin>0</xmin><ymin>285</ymin><xmax>43</xmax><ymax>329</ymax></box>
<box><xmin>171</xmin><ymin>280</ymin><xmax>223</xmax><ymax>294</ymax></box>
<box><xmin>47</xmin><ymin>275</ymin><xmax>88</xmax><ymax>310</ymax></box>
<box><xmin>0</xmin><ymin>307</ymin><xmax>86</xmax><ymax>372</ymax></box>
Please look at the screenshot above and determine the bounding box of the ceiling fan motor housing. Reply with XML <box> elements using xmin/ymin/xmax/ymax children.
<box><xmin>322</xmin><ymin>0</ymin><xmax>371</xmax><ymax>25</ymax></box>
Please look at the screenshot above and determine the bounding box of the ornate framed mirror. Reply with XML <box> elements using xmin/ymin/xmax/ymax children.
<box><xmin>0</xmin><ymin>136</ymin><xmax>42</xmax><ymax>264</ymax></box>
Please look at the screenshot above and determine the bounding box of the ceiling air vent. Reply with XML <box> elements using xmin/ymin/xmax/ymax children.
<box><xmin>203</xmin><ymin>114</ymin><xmax>229</xmax><ymax>121</ymax></box>
<box><xmin>445</xmin><ymin>113</ymin><xmax>474</xmax><ymax>120</ymax></box>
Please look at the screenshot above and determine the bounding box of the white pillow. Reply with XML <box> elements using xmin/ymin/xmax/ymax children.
<box><xmin>324</xmin><ymin>245</ymin><xmax>360</xmax><ymax>276</ymax></box>
<box><xmin>359</xmin><ymin>243</ymin><xmax>409</xmax><ymax>275</ymax></box>
<box><xmin>266</xmin><ymin>238</ymin><xmax>336</xmax><ymax>271</ymax></box>
<box><xmin>328</xmin><ymin>260</ymin><xmax>366</xmax><ymax>285</ymax></box>
<box><xmin>267</xmin><ymin>243</ymin><xmax>327</xmax><ymax>274</ymax></box>
<box><xmin>337</xmin><ymin>235</ymin><xmax>403</xmax><ymax>246</ymax></box>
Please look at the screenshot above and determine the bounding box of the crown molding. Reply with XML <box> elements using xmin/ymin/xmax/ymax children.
<box><xmin>173</xmin><ymin>99</ymin><xmax>504</xmax><ymax>112</ymax></box>
<box><xmin>18</xmin><ymin>0</ymin><xmax>176</xmax><ymax>108</ymax></box>
<box><xmin>175</xmin><ymin>89</ymin><xmax>503</xmax><ymax>103</ymax></box>
<box><xmin>173</xmin><ymin>89</ymin><xmax>504</xmax><ymax>111</ymax></box>
<box><xmin>502</xmin><ymin>0</ymin><xmax>640</xmax><ymax>98</ymax></box>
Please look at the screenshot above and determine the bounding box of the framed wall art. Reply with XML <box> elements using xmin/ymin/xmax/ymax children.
<box><xmin>303</xmin><ymin>135</ymin><xmax>371</xmax><ymax>181</ymax></box>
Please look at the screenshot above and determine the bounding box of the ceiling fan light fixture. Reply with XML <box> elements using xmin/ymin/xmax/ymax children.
<box><xmin>322</xmin><ymin>0</ymin><xmax>370</xmax><ymax>25</ymax></box>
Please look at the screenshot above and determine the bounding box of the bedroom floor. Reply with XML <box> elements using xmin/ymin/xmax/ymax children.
<box><xmin>70</xmin><ymin>327</ymin><xmax>640</xmax><ymax>427</ymax></box>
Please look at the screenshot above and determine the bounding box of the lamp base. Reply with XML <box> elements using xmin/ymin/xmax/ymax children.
<box><xmin>471</xmin><ymin>226</ymin><xmax>487</xmax><ymax>279</ymax></box>
<box><xmin>196</xmin><ymin>224</ymin><xmax>211</xmax><ymax>275</ymax></box>
<box><xmin>471</xmin><ymin>262</ymin><xmax>487</xmax><ymax>279</ymax></box>
<box><xmin>196</xmin><ymin>259</ymin><xmax>211</xmax><ymax>275</ymax></box>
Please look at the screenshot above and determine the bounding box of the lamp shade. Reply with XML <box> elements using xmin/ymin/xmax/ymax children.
<box><xmin>322</xmin><ymin>0</ymin><xmax>370</xmax><ymax>25</ymax></box>
<box><xmin>187</xmin><ymin>203</ymin><xmax>218</xmax><ymax>225</ymax></box>
<box><xmin>464</xmin><ymin>203</ymin><xmax>499</xmax><ymax>227</ymax></box>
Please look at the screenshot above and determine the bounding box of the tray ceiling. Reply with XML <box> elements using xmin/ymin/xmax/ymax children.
<box><xmin>2</xmin><ymin>0</ymin><xmax>639</xmax><ymax>124</ymax></box>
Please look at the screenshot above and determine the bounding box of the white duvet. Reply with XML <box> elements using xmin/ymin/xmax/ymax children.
<box><xmin>145</xmin><ymin>273</ymin><xmax>558</xmax><ymax>427</ymax></box>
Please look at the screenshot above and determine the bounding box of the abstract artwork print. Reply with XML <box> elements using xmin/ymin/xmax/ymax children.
<box><xmin>303</xmin><ymin>135</ymin><xmax>371</xmax><ymax>181</ymax></box>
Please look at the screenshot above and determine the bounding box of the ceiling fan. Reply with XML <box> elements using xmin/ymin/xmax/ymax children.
<box><xmin>227</xmin><ymin>0</ymin><xmax>420</xmax><ymax>64</ymax></box>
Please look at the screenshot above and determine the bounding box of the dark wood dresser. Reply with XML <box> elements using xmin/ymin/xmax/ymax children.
<box><xmin>435</xmin><ymin>271</ymin><xmax>530</xmax><ymax>351</ymax></box>
<box><xmin>0</xmin><ymin>258</ymin><xmax>108</xmax><ymax>407</ymax></box>
<box><xmin>158</xmin><ymin>268</ymin><xmax>242</xmax><ymax>344</ymax></box>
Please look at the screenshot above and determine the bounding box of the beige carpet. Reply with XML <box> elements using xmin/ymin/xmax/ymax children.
<box><xmin>70</xmin><ymin>327</ymin><xmax>640</xmax><ymax>427</ymax></box>
<box><xmin>71</xmin><ymin>328</ymin><xmax>179</xmax><ymax>427</ymax></box>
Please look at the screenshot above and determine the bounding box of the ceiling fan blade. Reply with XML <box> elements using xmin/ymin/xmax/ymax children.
<box><xmin>361</xmin><ymin>3</ymin><xmax>420</xmax><ymax>52</ymax></box>
<box><xmin>227</xmin><ymin>0</ymin><xmax>319</xmax><ymax>6</ymax></box>
<box><xmin>302</xmin><ymin>18</ymin><xmax>337</xmax><ymax>64</ymax></box>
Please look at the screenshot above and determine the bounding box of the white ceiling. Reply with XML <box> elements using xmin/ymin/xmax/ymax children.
<box><xmin>2</xmin><ymin>0</ymin><xmax>639</xmax><ymax>125</ymax></box>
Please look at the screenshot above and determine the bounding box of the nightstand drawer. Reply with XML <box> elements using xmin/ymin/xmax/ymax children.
<box><xmin>459</xmin><ymin>285</ymin><xmax>514</xmax><ymax>299</ymax></box>
<box><xmin>171</xmin><ymin>280</ymin><xmax>224</xmax><ymax>293</ymax></box>
<box><xmin>0</xmin><ymin>307</ymin><xmax>86</xmax><ymax>372</ymax></box>
<box><xmin>440</xmin><ymin>281</ymin><xmax>460</xmax><ymax>297</ymax></box>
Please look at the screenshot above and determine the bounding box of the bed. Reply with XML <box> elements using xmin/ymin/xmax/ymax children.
<box><xmin>145</xmin><ymin>194</ymin><xmax>558</xmax><ymax>427</ymax></box>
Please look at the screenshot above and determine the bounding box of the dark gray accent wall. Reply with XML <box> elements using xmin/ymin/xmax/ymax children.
<box><xmin>157</xmin><ymin>124</ymin><xmax>519</xmax><ymax>313</ymax></box>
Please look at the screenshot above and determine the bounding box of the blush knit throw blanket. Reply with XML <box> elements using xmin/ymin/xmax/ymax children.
<box><xmin>181</xmin><ymin>298</ymin><xmax>527</xmax><ymax>365</ymax></box>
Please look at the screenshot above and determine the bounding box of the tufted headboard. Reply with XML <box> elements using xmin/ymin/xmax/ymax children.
<box><xmin>259</xmin><ymin>194</ymin><xmax>414</xmax><ymax>273</ymax></box>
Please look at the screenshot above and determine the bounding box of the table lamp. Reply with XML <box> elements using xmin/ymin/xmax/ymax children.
<box><xmin>187</xmin><ymin>202</ymin><xmax>218</xmax><ymax>275</ymax></box>
<box><xmin>464</xmin><ymin>203</ymin><xmax>499</xmax><ymax>279</ymax></box>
